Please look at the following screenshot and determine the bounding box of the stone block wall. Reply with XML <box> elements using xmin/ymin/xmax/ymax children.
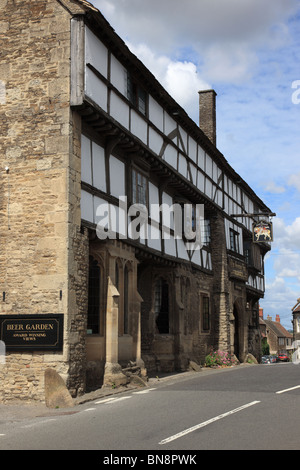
<box><xmin>0</xmin><ymin>0</ymin><xmax>88</xmax><ymax>401</ymax></box>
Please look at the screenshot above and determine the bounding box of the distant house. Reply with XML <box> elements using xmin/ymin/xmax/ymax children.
<box><xmin>259</xmin><ymin>308</ymin><xmax>293</xmax><ymax>356</ymax></box>
<box><xmin>292</xmin><ymin>298</ymin><xmax>300</xmax><ymax>343</ymax></box>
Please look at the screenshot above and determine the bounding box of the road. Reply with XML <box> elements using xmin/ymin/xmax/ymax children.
<box><xmin>1</xmin><ymin>362</ymin><xmax>300</xmax><ymax>452</ymax></box>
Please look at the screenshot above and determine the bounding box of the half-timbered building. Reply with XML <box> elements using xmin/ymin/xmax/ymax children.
<box><xmin>0</xmin><ymin>0</ymin><xmax>272</xmax><ymax>401</ymax></box>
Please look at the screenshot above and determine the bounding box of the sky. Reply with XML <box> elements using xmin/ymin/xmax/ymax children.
<box><xmin>90</xmin><ymin>0</ymin><xmax>300</xmax><ymax>330</ymax></box>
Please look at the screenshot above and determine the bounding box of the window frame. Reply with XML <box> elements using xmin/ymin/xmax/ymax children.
<box><xmin>126</xmin><ymin>71</ymin><xmax>147</xmax><ymax>115</ymax></box>
<box><xmin>230</xmin><ymin>228</ymin><xmax>240</xmax><ymax>253</ymax></box>
<box><xmin>200</xmin><ymin>293</ymin><xmax>210</xmax><ymax>333</ymax></box>
<box><xmin>131</xmin><ymin>167</ymin><xmax>149</xmax><ymax>207</ymax></box>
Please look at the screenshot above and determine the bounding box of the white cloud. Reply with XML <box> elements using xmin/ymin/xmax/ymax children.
<box><xmin>127</xmin><ymin>42</ymin><xmax>210</xmax><ymax>119</ymax></box>
<box><xmin>92</xmin><ymin>0</ymin><xmax>299</xmax><ymax>84</ymax></box>
<box><xmin>288</xmin><ymin>172</ymin><xmax>300</xmax><ymax>192</ymax></box>
<box><xmin>264</xmin><ymin>181</ymin><xmax>286</xmax><ymax>194</ymax></box>
<box><xmin>202</xmin><ymin>44</ymin><xmax>258</xmax><ymax>83</ymax></box>
<box><xmin>261</xmin><ymin>275</ymin><xmax>297</xmax><ymax>327</ymax></box>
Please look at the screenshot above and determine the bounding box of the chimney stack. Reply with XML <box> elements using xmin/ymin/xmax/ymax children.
<box><xmin>199</xmin><ymin>89</ymin><xmax>217</xmax><ymax>146</ymax></box>
<box><xmin>275</xmin><ymin>314</ymin><xmax>280</xmax><ymax>323</ymax></box>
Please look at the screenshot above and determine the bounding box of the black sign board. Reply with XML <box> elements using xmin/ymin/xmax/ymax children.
<box><xmin>252</xmin><ymin>220</ymin><xmax>273</xmax><ymax>243</ymax></box>
<box><xmin>0</xmin><ymin>314</ymin><xmax>63</xmax><ymax>351</ymax></box>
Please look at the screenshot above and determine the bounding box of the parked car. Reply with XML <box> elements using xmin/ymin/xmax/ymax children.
<box><xmin>261</xmin><ymin>355</ymin><xmax>272</xmax><ymax>364</ymax></box>
<box><xmin>270</xmin><ymin>355</ymin><xmax>278</xmax><ymax>363</ymax></box>
<box><xmin>278</xmin><ymin>353</ymin><xmax>289</xmax><ymax>362</ymax></box>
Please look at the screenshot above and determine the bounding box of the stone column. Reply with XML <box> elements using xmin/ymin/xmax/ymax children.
<box><xmin>135</xmin><ymin>291</ymin><xmax>147</xmax><ymax>378</ymax></box>
<box><xmin>103</xmin><ymin>277</ymin><xmax>127</xmax><ymax>386</ymax></box>
<box><xmin>210</xmin><ymin>213</ymin><xmax>231</xmax><ymax>352</ymax></box>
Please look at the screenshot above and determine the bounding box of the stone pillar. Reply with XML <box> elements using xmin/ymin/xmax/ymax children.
<box><xmin>135</xmin><ymin>291</ymin><xmax>147</xmax><ymax>377</ymax></box>
<box><xmin>103</xmin><ymin>277</ymin><xmax>127</xmax><ymax>386</ymax></box>
<box><xmin>210</xmin><ymin>213</ymin><xmax>230</xmax><ymax>351</ymax></box>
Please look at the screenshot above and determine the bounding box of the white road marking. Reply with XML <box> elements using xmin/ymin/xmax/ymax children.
<box><xmin>133</xmin><ymin>388</ymin><xmax>156</xmax><ymax>394</ymax></box>
<box><xmin>276</xmin><ymin>385</ymin><xmax>300</xmax><ymax>394</ymax></box>
<box><xmin>21</xmin><ymin>418</ymin><xmax>57</xmax><ymax>429</ymax></box>
<box><xmin>159</xmin><ymin>401</ymin><xmax>261</xmax><ymax>445</ymax></box>
<box><xmin>95</xmin><ymin>396</ymin><xmax>132</xmax><ymax>405</ymax></box>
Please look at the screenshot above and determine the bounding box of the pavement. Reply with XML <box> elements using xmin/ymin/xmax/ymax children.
<box><xmin>0</xmin><ymin>365</ymin><xmax>253</xmax><ymax>423</ymax></box>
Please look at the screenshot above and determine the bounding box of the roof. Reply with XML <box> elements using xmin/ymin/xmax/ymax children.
<box><xmin>292</xmin><ymin>298</ymin><xmax>300</xmax><ymax>313</ymax></box>
<box><xmin>67</xmin><ymin>0</ymin><xmax>271</xmax><ymax>213</ymax></box>
<box><xmin>263</xmin><ymin>319</ymin><xmax>292</xmax><ymax>339</ymax></box>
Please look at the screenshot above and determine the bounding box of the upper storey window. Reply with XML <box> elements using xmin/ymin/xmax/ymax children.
<box><xmin>126</xmin><ymin>72</ymin><xmax>147</xmax><ymax>115</ymax></box>
<box><xmin>230</xmin><ymin>228</ymin><xmax>240</xmax><ymax>253</ymax></box>
<box><xmin>132</xmin><ymin>168</ymin><xmax>148</xmax><ymax>206</ymax></box>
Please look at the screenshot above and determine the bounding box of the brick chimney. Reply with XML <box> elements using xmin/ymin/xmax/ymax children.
<box><xmin>275</xmin><ymin>314</ymin><xmax>280</xmax><ymax>322</ymax></box>
<box><xmin>259</xmin><ymin>307</ymin><xmax>263</xmax><ymax>319</ymax></box>
<box><xmin>267</xmin><ymin>315</ymin><xmax>272</xmax><ymax>321</ymax></box>
<box><xmin>199</xmin><ymin>89</ymin><xmax>217</xmax><ymax>146</ymax></box>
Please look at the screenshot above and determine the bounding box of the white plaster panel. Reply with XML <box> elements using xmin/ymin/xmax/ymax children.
<box><xmin>110</xmin><ymin>55</ymin><xmax>126</xmax><ymax>95</ymax></box>
<box><xmin>188</xmin><ymin>137</ymin><xmax>197</xmax><ymax>163</ymax></box>
<box><xmin>198</xmin><ymin>146</ymin><xmax>205</xmax><ymax>170</ymax></box>
<box><xmin>190</xmin><ymin>163</ymin><xmax>197</xmax><ymax>185</ymax></box>
<box><xmin>85</xmin><ymin>68</ymin><xmax>108</xmax><ymax>111</ymax></box>
<box><xmin>81</xmin><ymin>134</ymin><xmax>92</xmax><ymax>185</ymax></box>
<box><xmin>149</xmin><ymin>182</ymin><xmax>160</xmax><ymax>222</ymax></box>
<box><xmin>205</xmin><ymin>178</ymin><xmax>212</xmax><ymax>199</ymax></box>
<box><xmin>92</xmin><ymin>141</ymin><xmax>106</xmax><ymax>192</ymax></box>
<box><xmin>149</xmin><ymin>127</ymin><xmax>164</xmax><ymax>155</ymax></box>
<box><xmin>178</xmin><ymin>154</ymin><xmax>187</xmax><ymax>178</ymax></box>
<box><xmin>110</xmin><ymin>91</ymin><xmax>129</xmax><ymax>129</ymax></box>
<box><xmin>178</xmin><ymin>126</ymin><xmax>187</xmax><ymax>153</ymax></box>
<box><xmin>130</xmin><ymin>109</ymin><xmax>148</xmax><ymax>144</ymax></box>
<box><xmin>191</xmin><ymin>249</ymin><xmax>202</xmax><ymax>267</ymax></box>
<box><xmin>206</xmin><ymin>154</ymin><xmax>213</xmax><ymax>178</ymax></box>
<box><xmin>176</xmin><ymin>239</ymin><xmax>189</xmax><ymax>261</ymax></box>
<box><xmin>164</xmin><ymin>235</ymin><xmax>177</xmax><ymax>257</ymax></box>
<box><xmin>148</xmin><ymin>224</ymin><xmax>161</xmax><ymax>251</ymax></box>
<box><xmin>162</xmin><ymin>192</ymin><xmax>174</xmax><ymax>229</ymax></box>
<box><xmin>164</xmin><ymin>113</ymin><xmax>176</xmax><ymax>136</ymax></box>
<box><xmin>197</xmin><ymin>171</ymin><xmax>205</xmax><ymax>193</ymax></box>
<box><xmin>164</xmin><ymin>144</ymin><xmax>177</xmax><ymax>169</ymax></box>
<box><xmin>85</xmin><ymin>27</ymin><xmax>108</xmax><ymax>77</ymax></box>
<box><xmin>94</xmin><ymin>195</ymin><xmax>110</xmax><ymax>228</ymax></box>
<box><xmin>81</xmin><ymin>190</ymin><xmax>93</xmax><ymax>223</ymax></box>
<box><xmin>109</xmin><ymin>155</ymin><xmax>125</xmax><ymax>198</ymax></box>
<box><xmin>149</xmin><ymin>95</ymin><xmax>164</xmax><ymax>131</ymax></box>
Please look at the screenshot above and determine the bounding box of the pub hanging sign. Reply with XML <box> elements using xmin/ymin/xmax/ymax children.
<box><xmin>0</xmin><ymin>314</ymin><xmax>64</xmax><ymax>351</ymax></box>
<box><xmin>252</xmin><ymin>220</ymin><xmax>273</xmax><ymax>243</ymax></box>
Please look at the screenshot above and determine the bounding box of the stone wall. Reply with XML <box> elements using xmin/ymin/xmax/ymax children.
<box><xmin>0</xmin><ymin>0</ymin><xmax>87</xmax><ymax>401</ymax></box>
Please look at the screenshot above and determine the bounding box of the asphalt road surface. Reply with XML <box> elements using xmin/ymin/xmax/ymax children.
<box><xmin>1</xmin><ymin>362</ymin><xmax>300</xmax><ymax>452</ymax></box>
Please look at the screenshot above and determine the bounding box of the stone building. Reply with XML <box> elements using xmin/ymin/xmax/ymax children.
<box><xmin>292</xmin><ymin>298</ymin><xmax>300</xmax><ymax>343</ymax></box>
<box><xmin>259</xmin><ymin>309</ymin><xmax>292</xmax><ymax>356</ymax></box>
<box><xmin>0</xmin><ymin>0</ymin><xmax>272</xmax><ymax>402</ymax></box>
